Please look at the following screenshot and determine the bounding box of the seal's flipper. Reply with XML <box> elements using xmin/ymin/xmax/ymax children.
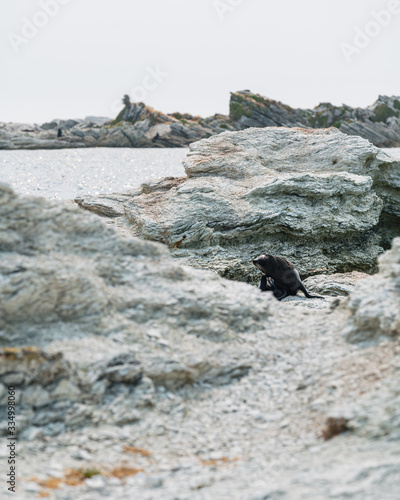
<box><xmin>276</xmin><ymin>290</ymin><xmax>288</xmax><ymax>301</ymax></box>
<box><xmin>259</xmin><ymin>275</ymin><xmax>278</xmax><ymax>293</ymax></box>
<box><xmin>299</xmin><ymin>282</ymin><xmax>324</xmax><ymax>299</ymax></box>
<box><xmin>259</xmin><ymin>274</ymin><xmax>268</xmax><ymax>291</ymax></box>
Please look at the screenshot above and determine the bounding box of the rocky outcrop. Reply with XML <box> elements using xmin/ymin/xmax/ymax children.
<box><xmin>230</xmin><ymin>92</ymin><xmax>400</xmax><ymax>148</ymax></box>
<box><xmin>1</xmin><ymin>92</ymin><xmax>400</xmax><ymax>150</ymax></box>
<box><xmin>0</xmin><ymin>183</ymin><xmax>274</xmax><ymax>344</ymax></box>
<box><xmin>76</xmin><ymin>127</ymin><xmax>400</xmax><ymax>282</ymax></box>
<box><xmin>110</xmin><ymin>102</ymin><xmax>217</xmax><ymax>147</ymax></box>
<box><xmin>342</xmin><ymin>237</ymin><xmax>400</xmax><ymax>344</ymax></box>
<box><xmin>1</xmin><ymin>183</ymin><xmax>400</xmax><ymax>499</ymax></box>
<box><xmin>0</xmin><ymin>181</ymin><xmax>275</xmax><ymax>437</ymax></box>
<box><xmin>0</xmin><ymin>118</ymin><xmax>110</xmax><ymax>150</ymax></box>
<box><xmin>303</xmin><ymin>271</ymin><xmax>370</xmax><ymax>297</ymax></box>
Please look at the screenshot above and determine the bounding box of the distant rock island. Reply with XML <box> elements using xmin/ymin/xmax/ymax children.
<box><xmin>1</xmin><ymin>91</ymin><xmax>400</xmax><ymax>149</ymax></box>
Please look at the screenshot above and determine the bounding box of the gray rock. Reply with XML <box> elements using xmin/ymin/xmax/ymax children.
<box><xmin>41</xmin><ymin>121</ymin><xmax>59</xmax><ymax>130</ymax></box>
<box><xmin>0</xmin><ymin>383</ymin><xmax>6</xmax><ymax>402</ymax></box>
<box><xmin>0</xmin><ymin>183</ymin><xmax>271</xmax><ymax>344</ymax></box>
<box><xmin>303</xmin><ymin>271</ymin><xmax>370</xmax><ymax>296</ymax></box>
<box><xmin>51</xmin><ymin>379</ymin><xmax>81</xmax><ymax>401</ymax></box>
<box><xmin>85</xmin><ymin>475</ymin><xmax>107</xmax><ymax>490</ymax></box>
<box><xmin>0</xmin><ymin>347</ymin><xmax>70</xmax><ymax>386</ymax></box>
<box><xmin>100</xmin><ymin>354</ymin><xmax>143</xmax><ymax>384</ymax></box>
<box><xmin>342</xmin><ymin>237</ymin><xmax>400</xmax><ymax>343</ymax></box>
<box><xmin>0</xmin><ymin>182</ymin><xmax>273</xmax><ymax>435</ymax></box>
<box><xmin>145</xmin><ymin>475</ymin><xmax>164</xmax><ymax>488</ymax></box>
<box><xmin>21</xmin><ymin>385</ymin><xmax>51</xmax><ymax>408</ymax></box>
<box><xmin>83</xmin><ymin>116</ymin><xmax>111</xmax><ymax>125</ymax></box>
<box><xmin>20</xmin><ymin>426</ymin><xmax>44</xmax><ymax>441</ymax></box>
<box><xmin>77</xmin><ymin>127</ymin><xmax>398</xmax><ymax>281</ymax></box>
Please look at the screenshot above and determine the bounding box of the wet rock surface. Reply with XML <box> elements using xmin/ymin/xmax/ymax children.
<box><xmin>0</xmin><ymin>186</ymin><xmax>399</xmax><ymax>499</ymax></box>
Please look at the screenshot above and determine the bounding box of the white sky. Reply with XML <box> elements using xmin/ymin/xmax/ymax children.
<box><xmin>1</xmin><ymin>0</ymin><xmax>399</xmax><ymax>123</ymax></box>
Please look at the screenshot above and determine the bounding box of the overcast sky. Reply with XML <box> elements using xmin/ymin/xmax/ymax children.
<box><xmin>1</xmin><ymin>0</ymin><xmax>399</xmax><ymax>123</ymax></box>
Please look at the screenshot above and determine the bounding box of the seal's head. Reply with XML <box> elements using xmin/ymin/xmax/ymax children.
<box><xmin>252</xmin><ymin>254</ymin><xmax>272</xmax><ymax>274</ymax></box>
<box><xmin>252</xmin><ymin>254</ymin><xmax>295</xmax><ymax>278</ymax></box>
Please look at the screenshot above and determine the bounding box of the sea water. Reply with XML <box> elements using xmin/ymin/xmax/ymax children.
<box><xmin>0</xmin><ymin>147</ymin><xmax>188</xmax><ymax>199</ymax></box>
<box><xmin>0</xmin><ymin>147</ymin><xmax>398</xmax><ymax>200</ymax></box>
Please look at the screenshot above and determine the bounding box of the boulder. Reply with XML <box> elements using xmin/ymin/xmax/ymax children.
<box><xmin>328</xmin><ymin>369</ymin><xmax>400</xmax><ymax>441</ymax></box>
<box><xmin>303</xmin><ymin>271</ymin><xmax>370</xmax><ymax>296</ymax></box>
<box><xmin>342</xmin><ymin>237</ymin><xmax>400</xmax><ymax>344</ymax></box>
<box><xmin>76</xmin><ymin>127</ymin><xmax>397</xmax><ymax>281</ymax></box>
<box><xmin>0</xmin><ymin>183</ymin><xmax>273</xmax><ymax>344</ymax></box>
<box><xmin>0</xmin><ymin>182</ymin><xmax>274</xmax><ymax>435</ymax></box>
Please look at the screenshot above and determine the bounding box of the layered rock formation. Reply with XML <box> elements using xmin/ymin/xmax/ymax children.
<box><xmin>1</xmin><ymin>91</ymin><xmax>400</xmax><ymax>149</ymax></box>
<box><xmin>76</xmin><ymin>127</ymin><xmax>400</xmax><ymax>281</ymax></box>
<box><xmin>0</xmin><ymin>184</ymin><xmax>399</xmax><ymax>499</ymax></box>
<box><xmin>229</xmin><ymin>92</ymin><xmax>400</xmax><ymax>148</ymax></box>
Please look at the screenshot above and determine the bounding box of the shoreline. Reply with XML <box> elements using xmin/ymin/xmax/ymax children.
<box><xmin>2</xmin><ymin>91</ymin><xmax>400</xmax><ymax>151</ymax></box>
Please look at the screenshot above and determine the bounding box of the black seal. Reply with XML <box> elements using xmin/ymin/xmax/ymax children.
<box><xmin>253</xmin><ymin>254</ymin><xmax>324</xmax><ymax>301</ymax></box>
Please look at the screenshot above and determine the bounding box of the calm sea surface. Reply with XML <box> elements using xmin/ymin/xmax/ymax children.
<box><xmin>0</xmin><ymin>148</ymin><xmax>188</xmax><ymax>199</ymax></box>
<box><xmin>0</xmin><ymin>147</ymin><xmax>398</xmax><ymax>200</ymax></box>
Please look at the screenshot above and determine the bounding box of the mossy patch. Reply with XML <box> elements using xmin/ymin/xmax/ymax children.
<box><xmin>393</xmin><ymin>99</ymin><xmax>400</xmax><ymax>110</ymax></box>
<box><xmin>230</xmin><ymin>102</ymin><xmax>252</xmax><ymax>121</ymax></box>
<box><xmin>316</xmin><ymin>113</ymin><xmax>329</xmax><ymax>128</ymax></box>
<box><xmin>309</xmin><ymin>113</ymin><xmax>329</xmax><ymax>128</ymax></box>
<box><xmin>81</xmin><ymin>469</ymin><xmax>101</xmax><ymax>479</ymax></box>
<box><xmin>248</xmin><ymin>93</ymin><xmax>270</xmax><ymax>105</ymax></box>
<box><xmin>372</xmin><ymin>104</ymin><xmax>399</xmax><ymax>123</ymax></box>
<box><xmin>112</xmin><ymin>106</ymin><xmax>129</xmax><ymax>126</ymax></box>
<box><xmin>230</xmin><ymin>102</ymin><xmax>245</xmax><ymax>120</ymax></box>
<box><xmin>233</xmin><ymin>93</ymin><xmax>244</xmax><ymax>103</ymax></box>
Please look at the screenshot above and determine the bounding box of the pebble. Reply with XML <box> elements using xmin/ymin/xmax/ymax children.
<box><xmin>85</xmin><ymin>476</ymin><xmax>106</xmax><ymax>490</ymax></box>
<box><xmin>73</xmin><ymin>449</ymin><xmax>93</xmax><ymax>460</ymax></box>
<box><xmin>145</xmin><ymin>475</ymin><xmax>164</xmax><ymax>488</ymax></box>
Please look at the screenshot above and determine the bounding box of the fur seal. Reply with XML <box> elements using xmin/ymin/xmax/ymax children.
<box><xmin>252</xmin><ymin>254</ymin><xmax>324</xmax><ymax>301</ymax></box>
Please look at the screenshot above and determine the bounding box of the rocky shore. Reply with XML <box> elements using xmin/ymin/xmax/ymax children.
<box><xmin>0</xmin><ymin>126</ymin><xmax>399</xmax><ymax>499</ymax></box>
<box><xmin>0</xmin><ymin>177</ymin><xmax>399</xmax><ymax>498</ymax></box>
<box><xmin>1</xmin><ymin>91</ymin><xmax>400</xmax><ymax>150</ymax></box>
